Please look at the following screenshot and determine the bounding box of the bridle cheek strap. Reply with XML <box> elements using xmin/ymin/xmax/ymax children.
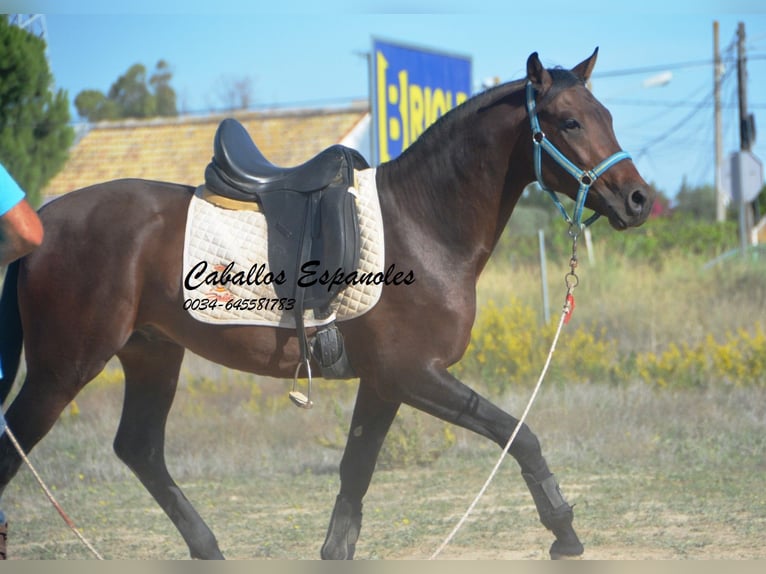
<box><xmin>525</xmin><ymin>81</ymin><xmax>632</xmax><ymax>229</ymax></box>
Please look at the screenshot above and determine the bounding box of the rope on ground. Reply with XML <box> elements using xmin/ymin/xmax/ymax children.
<box><xmin>1</xmin><ymin>418</ymin><xmax>104</xmax><ymax>560</ymax></box>
<box><xmin>429</xmin><ymin>293</ymin><xmax>573</xmax><ymax>560</ymax></box>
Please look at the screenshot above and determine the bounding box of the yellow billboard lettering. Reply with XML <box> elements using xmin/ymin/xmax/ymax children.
<box><xmin>389</xmin><ymin>117</ymin><xmax>401</xmax><ymax>141</ymax></box>
<box><xmin>374</xmin><ymin>41</ymin><xmax>471</xmax><ymax>162</ymax></box>
<box><xmin>424</xmin><ymin>86</ymin><xmax>432</xmax><ymax>111</ymax></box>
<box><xmin>376</xmin><ymin>51</ymin><xmax>390</xmax><ymax>163</ymax></box>
<box><xmin>424</xmin><ymin>86</ymin><xmax>433</xmax><ymax>132</ymax></box>
<box><xmin>387</xmin><ymin>83</ymin><xmax>401</xmax><ymax>141</ymax></box>
<box><xmin>409</xmin><ymin>83</ymin><xmax>424</xmax><ymax>143</ymax></box>
<box><xmin>388</xmin><ymin>84</ymin><xmax>399</xmax><ymax>104</ymax></box>
<box><xmin>397</xmin><ymin>70</ymin><xmax>410</xmax><ymax>149</ymax></box>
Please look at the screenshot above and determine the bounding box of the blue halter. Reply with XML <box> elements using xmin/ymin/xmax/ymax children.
<box><xmin>525</xmin><ymin>81</ymin><xmax>632</xmax><ymax>229</ymax></box>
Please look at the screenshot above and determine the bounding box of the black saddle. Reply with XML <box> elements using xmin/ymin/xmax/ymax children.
<box><xmin>205</xmin><ymin>118</ymin><xmax>358</xmax><ymax>197</ymax></box>
<box><xmin>204</xmin><ymin>118</ymin><xmax>370</xmax><ymax>389</ymax></box>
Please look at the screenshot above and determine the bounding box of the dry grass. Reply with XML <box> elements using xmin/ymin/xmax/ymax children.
<box><xmin>480</xmin><ymin>248</ymin><xmax>766</xmax><ymax>356</ymax></box>
<box><xmin>3</xmin><ymin>380</ymin><xmax>765</xmax><ymax>559</ymax></box>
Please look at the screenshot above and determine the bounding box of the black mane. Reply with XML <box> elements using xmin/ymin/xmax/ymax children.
<box><xmin>394</xmin><ymin>65</ymin><xmax>583</xmax><ymax>164</ymax></box>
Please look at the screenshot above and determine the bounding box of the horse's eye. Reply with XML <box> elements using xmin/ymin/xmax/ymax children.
<box><xmin>562</xmin><ymin>118</ymin><xmax>581</xmax><ymax>131</ymax></box>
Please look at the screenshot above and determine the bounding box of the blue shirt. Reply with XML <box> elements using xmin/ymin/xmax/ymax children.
<box><xmin>1</xmin><ymin>165</ymin><xmax>25</xmax><ymax>379</ymax></box>
<box><xmin>0</xmin><ymin>164</ymin><xmax>26</xmax><ymax>217</ymax></box>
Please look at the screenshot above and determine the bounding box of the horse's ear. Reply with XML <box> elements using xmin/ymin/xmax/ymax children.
<box><xmin>571</xmin><ymin>47</ymin><xmax>599</xmax><ymax>82</ymax></box>
<box><xmin>526</xmin><ymin>52</ymin><xmax>552</xmax><ymax>94</ymax></box>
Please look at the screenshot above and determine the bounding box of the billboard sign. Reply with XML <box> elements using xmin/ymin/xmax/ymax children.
<box><xmin>371</xmin><ymin>38</ymin><xmax>472</xmax><ymax>164</ymax></box>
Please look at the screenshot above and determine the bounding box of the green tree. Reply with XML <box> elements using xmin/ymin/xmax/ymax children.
<box><xmin>75</xmin><ymin>60</ymin><xmax>178</xmax><ymax>121</ymax></box>
<box><xmin>151</xmin><ymin>60</ymin><xmax>177</xmax><ymax>117</ymax></box>
<box><xmin>0</xmin><ymin>16</ymin><xmax>74</xmax><ymax>206</ymax></box>
<box><xmin>108</xmin><ymin>64</ymin><xmax>154</xmax><ymax>118</ymax></box>
<box><xmin>73</xmin><ymin>89</ymin><xmax>121</xmax><ymax>122</ymax></box>
<box><xmin>674</xmin><ymin>178</ymin><xmax>717</xmax><ymax>221</ymax></box>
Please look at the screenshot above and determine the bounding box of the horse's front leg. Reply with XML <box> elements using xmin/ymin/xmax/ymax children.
<box><xmin>321</xmin><ymin>378</ymin><xmax>400</xmax><ymax>560</ymax></box>
<box><xmin>391</xmin><ymin>363</ymin><xmax>584</xmax><ymax>559</ymax></box>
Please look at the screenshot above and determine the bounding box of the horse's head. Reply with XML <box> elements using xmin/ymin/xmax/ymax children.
<box><xmin>525</xmin><ymin>49</ymin><xmax>654</xmax><ymax>230</ymax></box>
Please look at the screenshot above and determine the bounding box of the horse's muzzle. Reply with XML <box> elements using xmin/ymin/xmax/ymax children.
<box><xmin>627</xmin><ymin>186</ymin><xmax>653</xmax><ymax>219</ymax></box>
<box><xmin>607</xmin><ymin>183</ymin><xmax>654</xmax><ymax>229</ymax></box>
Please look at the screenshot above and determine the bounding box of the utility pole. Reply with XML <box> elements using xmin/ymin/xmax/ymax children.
<box><xmin>736</xmin><ymin>22</ymin><xmax>755</xmax><ymax>250</ymax></box>
<box><xmin>738</xmin><ymin>23</ymin><xmax>752</xmax><ymax>153</ymax></box>
<box><xmin>714</xmin><ymin>21</ymin><xmax>725</xmax><ymax>222</ymax></box>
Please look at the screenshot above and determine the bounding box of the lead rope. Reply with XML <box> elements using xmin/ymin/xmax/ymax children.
<box><xmin>0</xmin><ymin>419</ymin><xmax>104</xmax><ymax>560</ymax></box>
<box><xmin>429</xmin><ymin>228</ymin><xmax>581</xmax><ymax>560</ymax></box>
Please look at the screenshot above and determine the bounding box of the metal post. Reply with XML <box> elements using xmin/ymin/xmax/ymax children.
<box><xmin>584</xmin><ymin>227</ymin><xmax>595</xmax><ymax>266</ymax></box>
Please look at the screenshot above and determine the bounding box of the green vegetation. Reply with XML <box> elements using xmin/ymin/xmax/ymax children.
<box><xmin>0</xmin><ymin>16</ymin><xmax>74</xmax><ymax>205</ymax></box>
<box><xmin>466</xmin><ymin>209</ymin><xmax>766</xmax><ymax>393</ymax></box>
<box><xmin>74</xmin><ymin>60</ymin><xmax>178</xmax><ymax>122</ymax></box>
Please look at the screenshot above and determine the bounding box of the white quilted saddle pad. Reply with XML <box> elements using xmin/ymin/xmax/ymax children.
<box><xmin>182</xmin><ymin>168</ymin><xmax>384</xmax><ymax>327</ymax></box>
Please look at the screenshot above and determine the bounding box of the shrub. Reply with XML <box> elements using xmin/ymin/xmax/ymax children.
<box><xmin>637</xmin><ymin>325</ymin><xmax>766</xmax><ymax>389</ymax></box>
<box><xmin>452</xmin><ymin>298</ymin><xmax>620</xmax><ymax>393</ymax></box>
<box><xmin>495</xmin><ymin>212</ymin><xmax>740</xmax><ymax>268</ymax></box>
<box><xmin>455</xmin><ymin>297</ymin><xmax>765</xmax><ymax>393</ymax></box>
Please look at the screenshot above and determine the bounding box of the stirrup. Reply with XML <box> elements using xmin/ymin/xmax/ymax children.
<box><xmin>289</xmin><ymin>360</ymin><xmax>313</xmax><ymax>409</ymax></box>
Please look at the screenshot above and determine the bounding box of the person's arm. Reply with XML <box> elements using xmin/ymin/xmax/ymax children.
<box><xmin>0</xmin><ymin>199</ymin><xmax>44</xmax><ymax>266</ymax></box>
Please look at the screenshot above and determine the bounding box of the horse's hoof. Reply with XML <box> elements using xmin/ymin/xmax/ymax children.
<box><xmin>549</xmin><ymin>539</ymin><xmax>584</xmax><ymax>560</ymax></box>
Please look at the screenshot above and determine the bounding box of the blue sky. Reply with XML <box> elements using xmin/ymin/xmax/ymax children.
<box><xmin>6</xmin><ymin>0</ymin><xmax>766</xmax><ymax>197</ymax></box>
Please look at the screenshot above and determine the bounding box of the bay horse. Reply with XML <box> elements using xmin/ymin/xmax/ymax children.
<box><xmin>0</xmin><ymin>50</ymin><xmax>653</xmax><ymax>559</ymax></box>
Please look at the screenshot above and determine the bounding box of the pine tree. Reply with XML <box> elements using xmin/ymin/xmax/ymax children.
<box><xmin>0</xmin><ymin>16</ymin><xmax>74</xmax><ymax>206</ymax></box>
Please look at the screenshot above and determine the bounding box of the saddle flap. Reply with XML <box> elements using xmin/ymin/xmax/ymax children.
<box><xmin>309</xmin><ymin>186</ymin><xmax>361</xmax><ymax>304</ymax></box>
<box><xmin>261</xmin><ymin>176</ymin><xmax>360</xmax><ymax>310</ymax></box>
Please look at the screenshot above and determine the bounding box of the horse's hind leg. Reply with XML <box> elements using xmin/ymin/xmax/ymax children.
<box><xmin>391</xmin><ymin>365</ymin><xmax>583</xmax><ymax>559</ymax></box>
<box><xmin>321</xmin><ymin>378</ymin><xmax>400</xmax><ymax>559</ymax></box>
<box><xmin>114</xmin><ymin>332</ymin><xmax>224</xmax><ymax>560</ymax></box>
<box><xmin>0</xmin><ymin>360</ymin><xmax>101</xmax><ymax>558</ymax></box>
<box><xmin>0</xmin><ymin>369</ymin><xmax>88</xmax><ymax>507</ymax></box>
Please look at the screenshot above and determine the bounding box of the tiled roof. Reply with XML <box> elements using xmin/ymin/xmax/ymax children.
<box><xmin>44</xmin><ymin>102</ymin><xmax>369</xmax><ymax>198</ymax></box>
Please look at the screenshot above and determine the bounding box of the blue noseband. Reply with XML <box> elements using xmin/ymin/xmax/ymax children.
<box><xmin>525</xmin><ymin>81</ymin><xmax>631</xmax><ymax>229</ymax></box>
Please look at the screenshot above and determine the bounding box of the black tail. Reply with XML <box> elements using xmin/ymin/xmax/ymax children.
<box><xmin>0</xmin><ymin>261</ymin><xmax>23</xmax><ymax>405</ymax></box>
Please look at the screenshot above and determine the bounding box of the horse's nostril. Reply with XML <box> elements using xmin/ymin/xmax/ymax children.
<box><xmin>629</xmin><ymin>189</ymin><xmax>647</xmax><ymax>214</ymax></box>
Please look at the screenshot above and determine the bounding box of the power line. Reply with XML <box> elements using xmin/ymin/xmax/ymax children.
<box><xmin>630</xmin><ymin>61</ymin><xmax>738</xmax><ymax>158</ymax></box>
<box><xmin>593</xmin><ymin>59</ymin><xmax>712</xmax><ymax>78</ymax></box>
<box><xmin>634</xmin><ymin>88</ymin><xmax>716</xmax><ymax>158</ymax></box>
<box><xmin>606</xmin><ymin>98</ymin><xmax>766</xmax><ymax>110</ymax></box>
<box><xmin>592</xmin><ymin>36</ymin><xmax>766</xmax><ymax>81</ymax></box>
<box><xmin>617</xmin><ymin>87</ymin><xmax>707</xmax><ymax>134</ymax></box>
